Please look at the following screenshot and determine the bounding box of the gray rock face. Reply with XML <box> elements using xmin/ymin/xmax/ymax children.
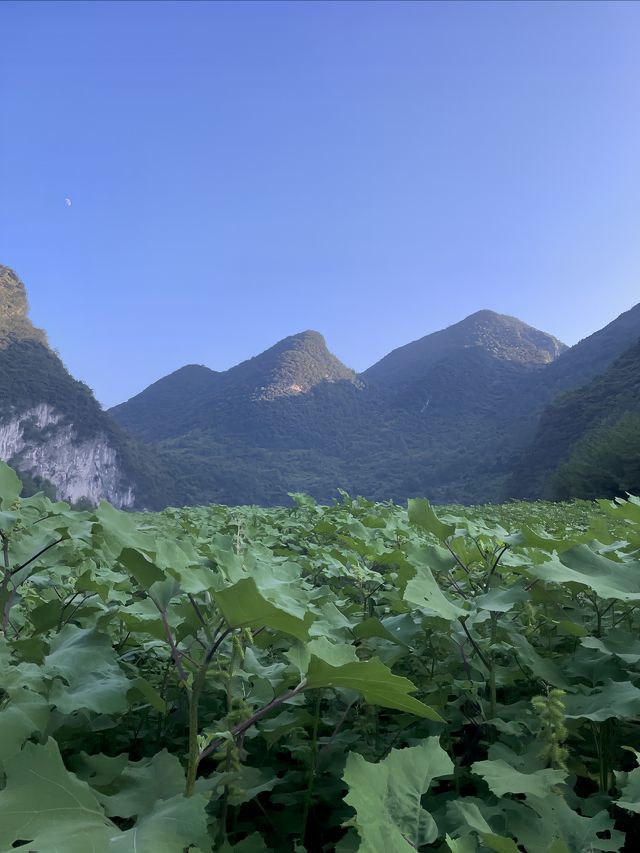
<box><xmin>0</xmin><ymin>265</ymin><xmax>48</xmax><ymax>349</ymax></box>
<box><xmin>0</xmin><ymin>403</ymin><xmax>135</xmax><ymax>507</ymax></box>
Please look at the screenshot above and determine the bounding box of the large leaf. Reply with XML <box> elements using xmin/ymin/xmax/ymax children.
<box><xmin>44</xmin><ymin>624</ymin><xmax>132</xmax><ymax>714</ymax></box>
<box><xmin>408</xmin><ymin>499</ymin><xmax>456</xmax><ymax>541</ymax></box>
<box><xmin>563</xmin><ymin>680</ymin><xmax>640</xmax><ymax>722</ymax></box>
<box><xmin>403</xmin><ymin>555</ymin><xmax>465</xmax><ymax>621</ymax></box>
<box><xmin>0</xmin><ymin>688</ymin><xmax>49</xmax><ymax>760</ymax></box>
<box><xmin>98</xmin><ymin>750</ymin><xmax>187</xmax><ymax>818</ymax></box>
<box><xmin>616</xmin><ymin>751</ymin><xmax>640</xmax><ymax>814</ymax></box>
<box><xmin>343</xmin><ymin>737</ymin><xmax>453</xmax><ymax>851</ymax></box>
<box><xmin>109</xmin><ymin>793</ymin><xmax>211</xmax><ymax>852</ymax></box>
<box><xmin>0</xmin><ymin>738</ymin><xmax>114</xmax><ymax>851</ymax></box>
<box><xmin>471</xmin><ymin>759</ymin><xmax>566</xmax><ymax>798</ymax></box>
<box><xmin>526</xmin><ymin>546</ymin><xmax>640</xmax><ymax>602</ymax></box>
<box><xmin>214</xmin><ymin>576</ymin><xmax>313</xmax><ymax>640</ymax></box>
<box><xmin>580</xmin><ymin>629</ymin><xmax>640</xmax><ymax>664</ymax></box>
<box><xmin>305</xmin><ymin>655</ymin><xmax>443</xmax><ymax>720</ymax></box>
<box><xmin>0</xmin><ymin>461</ymin><xmax>22</xmax><ymax>507</ymax></box>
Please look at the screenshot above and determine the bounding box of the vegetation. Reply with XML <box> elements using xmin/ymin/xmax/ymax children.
<box><xmin>2</xmin><ymin>461</ymin><xmax>640</xmax><ymax>851</ymax></box>
<box><xmin>515</xmin><ymin>339</ymin><xmax>640</xmax><ymax>500</ymax></box>
<box><xmin>552</xmin><ymin>412</ymin><xmax>640</xmax><ymax>500</ymax></box>
<box><xmin>110</xmin><ymin>309</ymin><xmax>640</xmax><ymax>509</ymax></box>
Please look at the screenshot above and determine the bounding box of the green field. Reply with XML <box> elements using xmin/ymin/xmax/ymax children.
<box><xmin>1</xmin><ymin>462</ymin><xmax>639</xmax><ymax>852</ymax></box>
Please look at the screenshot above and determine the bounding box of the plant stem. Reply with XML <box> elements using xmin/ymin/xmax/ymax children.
<box><xmin>301</xmin><ymin>692</ymin><xmax>321</xmax><ymax>846</ymax></box>
<box><xmin>185</xmin><ymin>662</ymin><xmax>208</xmax><ymax>797</ymax></box>
<box><xmin>199</xmin><ymin>681</ymin><xmax>307</xmax><ymax>762</ymax></box>
<box><xmin>218</xmin><ymin>637</ymin><xmax>239</xmax><ymax>845</ymax></box>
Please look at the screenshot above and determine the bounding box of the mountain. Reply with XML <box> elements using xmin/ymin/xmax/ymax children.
<box><xmin>110</xmin><ymin>331</ymin><xmax>373</xmax><ymax>506</ymax></box>
<box><xmin>0</xmin><ymin>265</ymin><xmax>167</xmax><ymax>508</ymax></box>
<box><xmin>363</xmin><ymin>310</ymin><xmax>566</xmax><ymax>389</ymax></box>
<box><xmin>110</xmin><ymin>312</ymin><xmax>569</xmax><ymax>506</ymax></box>
<box><xmin>356</xmin><ymin>311</ymin><xmax>569</xmax><ymax>502</ymax></box>
<box><xmin>541</xmin><ymin>302</ymin><xmax>640</xmax><ymax>395</ymax></box>
<box><xmin>6</xmin><ymin>259</ymin><xmax>638</xmax><ymax>509</ymax></box>
<box><xmin>110</xmin><ymin>364</ymin><xmax>219</xmax><ymax>443</ymax></box>
<box><xmin>111</xmin><ymin>330</ymin><xmax>360</xmax><ymax>444</ymax></box>
<box><xmin>508</xmin><ymin>304</ymin><xmax>640</xmax><ymax>498</ymax></box>
<box><xmin>510</xmin><ymin>336</ymin><xmax>640</xmax><ymax>499</ymax></box>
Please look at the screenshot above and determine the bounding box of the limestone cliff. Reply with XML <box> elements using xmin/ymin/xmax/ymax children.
<box><xmin>0</xmin><ymin>265</ymin><xmax>137</xmax><ymax>507</ymax></box>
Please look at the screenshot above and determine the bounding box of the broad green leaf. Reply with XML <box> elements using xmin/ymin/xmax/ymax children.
<box><xmin>581</xmin><ymin>629</ymin><xmax>640</xmax><ymax>664</ymax></box>
<box><xmin>616</xmin><ymin>751</ymin><xmax>640</xmax><ymax>814</ymax></box>
<box><xmin>404</xmin><ymin>554</ymin><xmax>465</xmax><ymax>621</ymax></box>
<box><xmin>0</xmin><ymin>461</ymin><xmax>21</xmax><ymax>507</ymax></box>
<box><xmin>408</xmin><ymin>498</ymin><xmax>456</xmax><ymax>541</ymax></box>
<box><xmin>564</xmin><ymin>680</ymin><xmax>640</xmax><ymax>722</ymax></box>
<box><xmin>307</xmin><ymin>636</ymin><xmax>358</xmax><ymax>666</ymax></box>
<box><xmin>119</xmin><ymin>547</ymin><xmax>165</xmax><ymax>588</ymax></box>
<box><xmin>344</xmin><ymin>737</ymin><xmax>453</xmax><ymax>851</ymax></box>
<box><xmin>0</xmin><ymin>688</ymin><xmax>49</xmax><ymax>760</ymax></box>
<box><xmin>44</xmin><ymin>624</ymin><xmax>132</xmax><ymax>714</ymax></box>
<box><xmin>214</xmin><ymin>576</ymin><xmax>313</xmax><ymax>640</ymax></box>
<box><xmin>526</xmin><ymin>546</ymin><xmax>640</xmax><ymax>602</ymax></box>
<box><xmin>99</xmin><ymin>751</ymin><xmax>187</xmax><ymax>818</ymax></box>
<box><xmin>306</xmin><ymin>656</ymin><xmax>444</xmax><ymax>720</ymax></box>
<box><xmin>70</xmin><ymin>752</ymin><xmax>130</xmax><ymax>788</ymax></box>
<box><xmin>475</xmin><ymin>585</ymin><xmax>529</xmax><ymax>613</ymax></box>
<box><xmin>94</xmin><ymin>500</ymin><xmax>153</xmax><ymax>555</ymax></box>
<box><xmin>446</xmin><ymin>799</ymin><xmax>492</xmax><ymax>835</ymax></box>
<box><xmin>0</xmin><ymin>738</ymin><xmax>114</xmax><ymax>851</ymax></box>
<box><xmin>505</xmin><ymin>795</ymin><xmax>624</xmax><ymax>853</ymax></box>
<box><xmin>109</xmin><ymin>793</ymin><xmax>211</xmax><ymax>852</ymax></box>
<box><xmin>481</xmin><ymin>835</ymin><xmax>520</xmax><ymax>853</ymax></box>
<box><xmin>471</xmin><ymin>759</ymin><xmax>566</xmax><ymax>797</ymax></box>
<box><xmin>446</xmin><ymin>835</ymin><xmax>478</xmax><ymax>853</ymax></box>
<box><xmin>507</xmin><ymin>631</ymin><xmax>569</xmax><ymax>689</ymax></box>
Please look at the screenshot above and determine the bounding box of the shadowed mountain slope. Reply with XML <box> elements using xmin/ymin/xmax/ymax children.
<box><xmin>510</xmin><ymin>336</ymin><xmax>640</xmax><ymax>499</ymax></box>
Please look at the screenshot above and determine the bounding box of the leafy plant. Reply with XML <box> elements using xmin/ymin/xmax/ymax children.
<box><xmin>0</xmin><ymin>462</ymin><xmax>639</xmax><ymax>850</ymax></box>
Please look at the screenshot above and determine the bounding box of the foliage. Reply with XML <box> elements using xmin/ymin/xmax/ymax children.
<box><xmin>512</xmin><ymin>337</ymin><xmax>640</xmax><ymax>500</ymax></box>
<box><xmin>552</xmin><ymin>412</ymin><xmax>640</xmax><ymax>501</ymax></box>
<box><xmin>1</xmin><ymin>461</ymin><xmax>640</xmax><ymax>850</ymax></box>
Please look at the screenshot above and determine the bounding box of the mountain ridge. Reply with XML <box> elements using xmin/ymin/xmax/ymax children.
<box><xmin>3</xmin><ymin>261</ymin><xmax>639</xmax><ymax>508</ymax></box>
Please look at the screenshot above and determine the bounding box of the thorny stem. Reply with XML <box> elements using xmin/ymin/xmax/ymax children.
<box><xmin>198</xmin><ymin>681</ymin><xmax>307</xmax><ymax>763</ymax></box>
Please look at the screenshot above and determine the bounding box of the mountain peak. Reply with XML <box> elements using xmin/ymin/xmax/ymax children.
<box><xmin>364</xmin><ymin>310</ymin><xmax>566</xmax><ymax>388</ymax></box>
<box><xmin>0</xmin><ymin>265</ymin><xmax>48</xmax><ymax>349</ymax></box>
<box><xmin>232</xmin><ymin>329</ymin><xmax>358</xmax><ymax>400</ymax></box>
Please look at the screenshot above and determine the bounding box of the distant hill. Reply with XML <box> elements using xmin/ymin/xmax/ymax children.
<box><xmin>508</xmin><ymin>305</ymin><xmax>640</xmax><ymax>498</ymax></box>
<box><xmin>6</xmin><ymin>261</ymin><xmax>639</xmax><ymax>508</ymax></box>
<box><xmin>110</xmin><ymin>312</ymin><xmax>569</xmax><ymax>506</ymax></box>
<box><xmin>0</xmin><ymin>265</ymin><xmax>168</xmax><ymax>508</ymax></box>
<box><xmin>510</xmin><ymin>337</ymin><xmax>640</xmax><ymax>499</ymax></box>
<box><xmin>363</xmin><ymin>309</ymin><xmax>566</xmax><ymax>388</ymax></box>
<box><xmin>111</xmin><ymin>330</ymin><xmax>360</xmax><ymax>445</ymax></box>
<box><xmin>541</xmin><ymin>302</ymin><xmax>640</xmax><ymax>395</ymax></box>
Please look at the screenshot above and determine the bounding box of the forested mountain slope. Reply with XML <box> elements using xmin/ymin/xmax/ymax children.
<box><xmin>111</xmin><ymin>313</ymin><xmax>567</xmax><ymax>506</ymax></box>
<box><xmin>511</xmin><ymin>337</ymin><xmax>640</xmax><ymax>499</ymax></box>
<box><xmin>0</xmin><ymin>265</ymin><xmax>169</xmax><ymax>508</ymax></box>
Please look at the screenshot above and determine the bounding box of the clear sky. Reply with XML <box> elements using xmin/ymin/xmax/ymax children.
<box><xmin>1</xmin><ymin>1</ymin><xmax>639</xmax><ymax>408</ymax></box>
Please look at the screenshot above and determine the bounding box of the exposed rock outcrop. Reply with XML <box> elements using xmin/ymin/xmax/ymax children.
<box><xmin>0</xmin><ymin>265</ymin><xmax>137</xmax><ymax>507</ymax></box>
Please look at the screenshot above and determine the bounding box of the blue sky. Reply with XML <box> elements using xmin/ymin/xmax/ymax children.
<box><xmin>1</xmin><ymin>1</ymin><xmax>639</xmax><ymax>407</ymax></box>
